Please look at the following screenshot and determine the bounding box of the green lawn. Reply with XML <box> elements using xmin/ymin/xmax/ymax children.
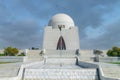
<box><xmin>109</xmin><ymin>62</ymin><xmax>120</xmax><ymax>64</ymax></box>
<box><xmin>0</xmin><ymin>53</ymin><xmax>5</xmax><ymax>56</ymax></box>
<box><xmin>0</xmin><ymin>62</ymin><xmax>12</xmax><ymax>64</ymax></box>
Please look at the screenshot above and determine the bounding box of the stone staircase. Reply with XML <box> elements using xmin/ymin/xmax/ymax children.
<box><xmin>23</xmin><ymin>57</ymin><xmax>99</xmax><ymax>80</ymax></box>
<box><xmin>44</xmin><ymin>50</ymin><xmax>77</xmax><ymax>58</ymax></box>
<box><xmin>26</xmin><ymin>50</ymin><xmax>43</xmax><ymax>62</ymax></box>
<box><xmin>23</xmin><ymin>50</ymin><xmax>99</xmax><ymax>80</ymax></box>
<box><xmin>23</xmin><ymin>68</ymin><xmax>99</xmax><ymax>80</ymax></box>
<box><xmin>46</xmin><ymin>57</ymin><xmax>76</xmax><ymax>65</ymax></box>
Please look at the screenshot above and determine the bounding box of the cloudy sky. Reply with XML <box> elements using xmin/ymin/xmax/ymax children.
<box><xmin>0</xmin><ymin>0</ymin><xmax>120</xmax><ymax>49</ymax></box>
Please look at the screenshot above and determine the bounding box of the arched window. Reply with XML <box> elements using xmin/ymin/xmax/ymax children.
<box><xmin>57</xmin><ymin>36</ymin><xmax>66</xmax><ymax>50</ymax></box>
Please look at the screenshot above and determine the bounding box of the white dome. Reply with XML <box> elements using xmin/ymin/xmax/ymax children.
<box><xmin>48</xmin><ymin>13</ymin><xmax>75</xmax><ymax>29</ymax></box>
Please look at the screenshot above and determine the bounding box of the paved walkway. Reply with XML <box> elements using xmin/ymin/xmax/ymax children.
<box><xmin>0</xmin><ymin>62</ymin><xmax>22</xmax><ymax>77</ymax></box>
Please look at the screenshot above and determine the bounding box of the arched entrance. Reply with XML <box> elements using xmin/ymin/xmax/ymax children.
<box><xmin>57</xmin><ymin>36</ymin><xmax>66</xmax><ymax>50</ymax></box>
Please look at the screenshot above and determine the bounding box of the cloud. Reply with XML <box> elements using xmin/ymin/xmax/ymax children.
<box><xmin>0</xmin><ymin>2</ymin><xmax>12</xmax><ymax>24</ymax></box>
<box><xmin>81</xmin><ymin>19</ymin><xmax>120</xmax><ymax>49</ymax></box>
<box><xmin>0</xmin><ymin>0</ymin><xmax>120</xmax><ymax>49</ymax></box>
<box><xmin>0</xmin><ymin>19</ymin><xmax>42</xmax><ymax>49</ymax></box>
<box><xmin>18</xmin><ymin>0</ymin><xmax>119</xmax><ymax>38</ymax></box>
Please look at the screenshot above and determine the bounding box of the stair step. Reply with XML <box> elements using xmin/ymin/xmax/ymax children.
<box><xmin>24</xmin><ymin>69</ymin><xmax>98</xmax><ymax>80</ymax></box>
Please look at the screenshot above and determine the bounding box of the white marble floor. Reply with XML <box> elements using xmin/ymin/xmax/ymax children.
<box><xmin>27</xmin><ymin>63</ymin><xmax>82</xmax><ymax>69</ymax></box>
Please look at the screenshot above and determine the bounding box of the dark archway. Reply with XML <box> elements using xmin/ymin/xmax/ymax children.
<box><xmin>57</xmin><ymin>36</ymin><xmax>66</xmax><ymax>50</ymax></box>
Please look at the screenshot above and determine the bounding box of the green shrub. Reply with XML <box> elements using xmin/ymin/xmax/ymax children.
<box><xmin>117</xmin><ymin>52</ymin><xmax>120</xmax><ymax>57</ymax></box>
<box><xmin>4</xmin><ymin>47</ymin><xmax>19</xmax><ymax>56</ymax></box>
<box><xmin>113</xmin><ymin>46</ymin><xmax>120</xmax><ymax>52</ymax></box>
<box><xmin>107</xmin><ymin>50</ymin><xmax>112</xmax><ymax>56</ymax></box>
<box><xmin>112</xmin><ymin>52</ymin><xmax>118</xmax><ymax>56</ymax></box>
<box><xmin>18</xmin><ymin>53</ymin><xmax>25</xmax><ymax>56</ymax></box>
<box><xmin>107</xmin><ymin>46</ymin><xmax>120</xmax><ymax>57</ymax></box>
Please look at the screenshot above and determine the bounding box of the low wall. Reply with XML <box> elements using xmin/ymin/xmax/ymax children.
<box><xmin>0</xmin><ymin>61</ymin><xmax>44</xmax><ymax>80</ymax></box>
<box><xmin>0</xmin><ymin>77</ymin><xmax>18</xmax><ymax>80</ymax></box>
<box><xmin>77</xmin><ymin>61</ymin><xmax>98</xmax><ymax>68</ymax></box>
<box><xmin>0</xmin><ymin>50</ymin><xmax>4</xmax><ymax>54</ymax></box>
<box><xmin>77</xmin><ymin>60</ymin><xmax>120</xmax><ymax>80</ymax></box>
<box><xmin>0</xmin><ymin>56</ymin><xmax>23</xmax><ymax>62</ymax></box>
<box><xmin>99</xmin><ymin>57</ymin><xmax>120</xmax><ymax>62</ymax></box>
<box><xmin>78</xmin><ymin>56</ymin><xmax>94</xmax><ymax>61</ymax></box>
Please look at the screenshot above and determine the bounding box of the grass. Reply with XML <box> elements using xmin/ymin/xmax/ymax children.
<box><xmin>109</xmin><ymin>62</ymin><xmax>120</xmax><ymax>64</ymax></box>
<box><xmin>0</xmin><ymin>62</ymin><xmax>13</xmax><ymax>64</ymax></box>
<box><xmin>0</xmin><ymin>53</ymin><xmax>5</xmax><ymax>56</ymax></box>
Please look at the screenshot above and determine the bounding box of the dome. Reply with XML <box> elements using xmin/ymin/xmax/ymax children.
<box><xmin>48</xmin><ymin>13</ymin><xmax>75</xmax><ymax>29</ymax></box>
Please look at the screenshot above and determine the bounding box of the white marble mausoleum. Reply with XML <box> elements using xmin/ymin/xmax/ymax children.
<box><xmin>0</xmin><ymin>13</ymin><xmax>120</xmax><ymax>80</ymax></box>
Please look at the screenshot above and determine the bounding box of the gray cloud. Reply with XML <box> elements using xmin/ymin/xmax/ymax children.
<box><xmin>81</xmin><ymin>19</ymin><xmax>120</xmax><ymax>49</ymax></box>
<box><xmin>19</xmin><ymin>0</ymin><xmax>119</xmax><ymax>38</ymax></box>
<box><xmin>0</xmin><ymin>20</ymin><xmax>42</xmax><ymax>49</ymax></box>
<box><xmin>0</xmin><ymin>0</ymin><xmax>120</xmax><ymax>49</ymax></box>
<box><xmin>0</xmin><ymin>2</ymin><xmax>12</xmax><ymax>24</ymax></box>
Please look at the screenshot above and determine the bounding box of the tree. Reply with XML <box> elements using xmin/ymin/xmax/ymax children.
<box><xmin>107</xmin><ymin>46</ymin><xmax>120</xmax><ymax>57</ymax></box>
<box><xmin>118</xmin><ymin>52</ymin><xmax>120</xmax><ymax>57</ymax></box>
<box><xmin>31</xmin><ymin>47</ymin><xmax>35</xmax><ymax>50</ymax></box>
<box><xmin>4</xmin><ymin>47</ymin><xmax>19</xmax><ymax>56</ymax></box>
<box><xmin>112</xmin><ymin>52</ymin><xmax>118</xmax><ymax>56</ymax></box>
<box><xmin>107</xmin><ymin>50</ymin><xmax>112</xmax><ymax>56</ymax></box>
<box><xmin>113</xmin><ymin>46</ymin><xmax>119</xmax><ymax>52</ymax></box>
<box><xmin>93</xmin><ymin>49</ymin><xmax>103</xmax><ymax>56</ymax></box>
<box><xmin>31</xmin><ymin>47</ymin><xmax>39</xmax><ymax>50</ymax></box>
<box><xmin>18</xmin><ymin>52</ymin><xmax>25</xmax><ymax>56</ymax></box>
